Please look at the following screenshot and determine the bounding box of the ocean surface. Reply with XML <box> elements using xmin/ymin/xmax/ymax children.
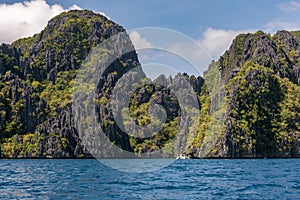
<box><xmin>0</xmin><ymin>159</ymin><xmax>299</xmax><ymax>199</ymax></box>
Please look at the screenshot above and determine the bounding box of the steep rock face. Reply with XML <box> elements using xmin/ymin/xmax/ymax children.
<box><xmin>0</xmin><ymin>10</ymin><xmax>139</xmax><ymax>158</ymax></box>
<box><xmin>0</xmin><ymin>72</ymin><xmax>48</xmax><ymax>138</ymax></box>
<box><xmin>221</xmin><ymin>65</ymin><xmax>282</xmax><ymax>157</ymax></box>
<box><xmin>11</xmin><ymin>10</ymin><xmax>127</xmax><ymax>82</ymax></box>
<box><xmin>219</xmin><ymin>31</ymin><xmax>300</xmax><ymax>85</ymax></box>
<box><xmin>126</xmin><ymin>73</ymin><xmax>204</xmax><ymax>156</ymax></box>
<box><xmin>0</xmin><ymin>44</ymin><xmax>21</xmax><ymax>73</ymax></box>
<box><xmin>207</xmin><ymin>30</ymin><xmax>300</xmax><ymax>158</ymax></box>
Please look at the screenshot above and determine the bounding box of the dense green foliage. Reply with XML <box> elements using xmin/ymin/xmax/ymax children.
<box><xmin>224</xmin><ymin>62</ymin><xmax>300</xmax><ymax>157</ymax></box>
<box><xmin>126</xmin><ymin>83</ymin><xmax>180</xmax><ymax>155</ymax></box>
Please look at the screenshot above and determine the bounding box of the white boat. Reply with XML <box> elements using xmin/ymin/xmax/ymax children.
<box><xmin>176</xmin><ymin>153</ymin><xmax>189</xmax><ymax>159</ymax></box>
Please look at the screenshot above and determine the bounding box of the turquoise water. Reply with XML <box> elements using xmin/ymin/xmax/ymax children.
<box><xmin>0</xmin><ymin>159</ymin><xmax>299</xmax><ymax>199</ymax></box>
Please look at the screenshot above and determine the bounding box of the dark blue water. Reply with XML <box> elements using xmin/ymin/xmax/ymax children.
<box><xmin>0</xmin><ymin>159</ymin><xmax>299</xmax><ymax>199</ymax></box>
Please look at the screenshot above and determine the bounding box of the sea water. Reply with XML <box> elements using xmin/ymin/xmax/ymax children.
<box><xmin>0</xmin><ymin>159</ymin><xmax>299</xmax><ymax>199</ymax></box>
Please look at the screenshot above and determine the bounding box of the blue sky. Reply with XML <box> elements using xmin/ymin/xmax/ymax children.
<box><xmin>1</xmin><ymin>0</ymin><xmax>300</xmax><ymax>41</ymax></box>
<box><xmin>45</xmin><ymin>0</ymin><xmax>300</xmax><ymax>37</ymax></box>
<box><xmin>1</xmin><ymin>0</ymin><xmax>300</xmax><ymax>77</ymax></box>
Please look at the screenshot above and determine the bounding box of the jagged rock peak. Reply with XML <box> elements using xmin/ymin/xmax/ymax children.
<box><xmin>218</xmin><ymin>30</ymin><xmax>300</xmax><ymax>85</ymax></box>
<box><xmin>6</xmin><ymin>10</ymin><xmax>134</xmax><ymax>82</ymax></box>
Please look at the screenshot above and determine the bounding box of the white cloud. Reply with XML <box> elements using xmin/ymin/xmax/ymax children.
<box><xmin>69</xmin><ymin>4</ymin><xmax>82</xmax><ymax>11</ymax></box>
<box><xmin>68</xmin><ymin>4</ymin><xmax>110</xmax><ymax>20</ymax></box>
<box><xmin>129</xmin><ymin>28</ymin><xmax>255</xmax><ymax>74</ymax></box>
<box><xmin>264</xmin><ymin>20</ymin><xmax>300</xmax><ymax>33</ymax></box>
<box><xmin>198</xmin><ymin>27</ymin><xmax>254</xmax><ymax>59</ymax></box>
<box><xmin>277</xmin><ymin>1</ymin><xmax>300</xmax><ymax>12</ymax></box>
<box><xmin>162</xmin><ymin>28</ymin><xmax>252</xmax><ymax>73</ymax></box>
<box><xmin>129</xmin><ymin>31</ymin><xmax>152</xmax><ymax>49</ymax></box>
<box><xmin>97</xmin><ymin>11</ymin><xmax>110</xmax><ymax>20</ymax></box>
<box><xmin>0</xmin><ymin>0</ymin><xmax>64</xmax><ymax>43</ymax></box>
<box><xmin>167</xmin><ymin>39</ymin><xmax>211</xmax><ymax>70</ymax></box>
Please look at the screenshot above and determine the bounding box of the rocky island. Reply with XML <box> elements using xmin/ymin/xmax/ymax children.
<box><xmin>0</xmin><ymin>10</ymin><xmax>299</xmax><ymax>158</ymax></box>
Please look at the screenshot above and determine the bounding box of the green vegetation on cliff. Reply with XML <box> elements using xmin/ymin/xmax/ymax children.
<box><xmin>225</xmin><ymin>62</ymin><xmax>299</xmax><ymax>157</ymax></box>
<box><xmin>0</xmin><ymin>10</ymin><xmax>131</xmax><ymax>158</ymax></box>
<box><xmin>210</xmin><ymin>30</ymin><xmax>300</xmax><ymax>158</ymax></box>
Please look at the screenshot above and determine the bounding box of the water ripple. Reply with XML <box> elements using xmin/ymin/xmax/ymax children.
<box><xmin>0</xmin><ymin>159</ymin><xmax>299</xmax><ymax>199</ymax></box>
